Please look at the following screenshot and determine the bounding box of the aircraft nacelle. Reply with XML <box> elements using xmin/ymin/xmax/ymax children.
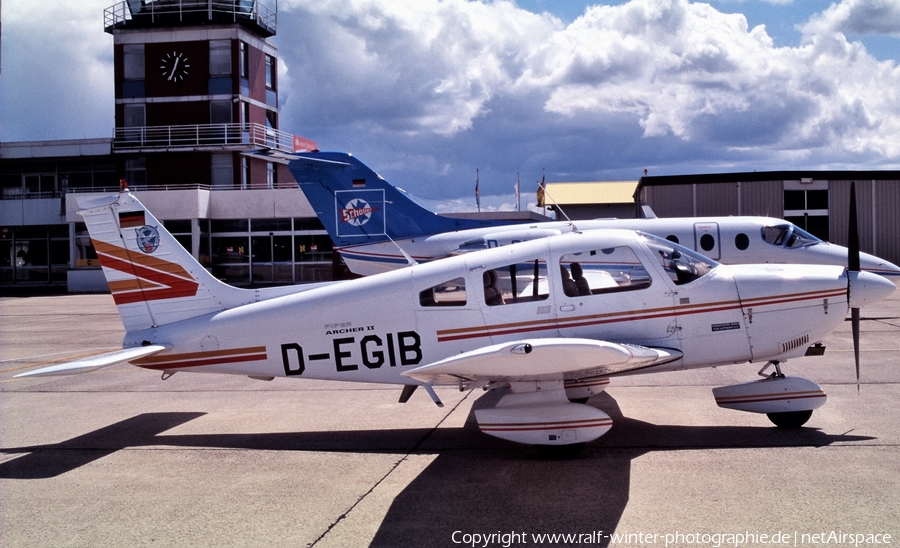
<box><xmin>712</xmin><ymin>376</ymin><xmax>827</xmax><ymax>415</ymax></box>
<box><xmin>474</xmin><ymin>384</ymin><xmax>613</xmax><ymax>446</ymax></box>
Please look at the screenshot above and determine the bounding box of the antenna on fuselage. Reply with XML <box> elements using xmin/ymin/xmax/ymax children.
<box><xmin>538</xmin><ymin>169</ymin><xmax>580</xmax><ymax>234</ymax></box>
<box><xmin>381</xmin><ymin>199</ymin><xmax>417</xmax><ymax>267</ymax></box>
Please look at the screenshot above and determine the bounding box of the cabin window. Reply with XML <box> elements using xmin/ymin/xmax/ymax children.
<box><xmin>735</xmin><ymin>233</ymin><xmax>750</xmax><ymax>250</ymax></box>
<box><xmin>419</xmin><ymin>277</ymin><xmax>467</xmax><ymax>307</ymax></box>
<box><xmin>483</xmin><ymin>259</ymin><xmax>549</xmax><ymax>306</ymax></box>
<box><xmin>642</xmin><ymin>233</ymin><xmax>716</xmax><ymax>286</ymax></box>
<box><xmin>559</xmin><ymin>246</ymin><xmax>652</xmax><ymax>297</ymax></box>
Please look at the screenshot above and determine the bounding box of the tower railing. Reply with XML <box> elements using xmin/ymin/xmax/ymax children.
<box><xmin>113</xmin><ymin>122</ymin><xmax>303</xmax><ymax>152</ymax></box>
<box><xmin>104</xmin><ymin>0</ymin><xmax>276</xmax><ymax>35</ymax></box>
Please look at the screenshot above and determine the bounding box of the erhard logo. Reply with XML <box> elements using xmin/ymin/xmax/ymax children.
<box><xmin>341</xmin><ymin>198</ymin><xmax>378</xmax><ymax>227</ymax></box>
<box><xmin>135</xmin><ymin>225</ymin><xmax>160</xmax><ymax>254</ymax></box>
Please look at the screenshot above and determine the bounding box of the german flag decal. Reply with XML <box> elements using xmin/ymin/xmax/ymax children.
<box><xmin>119</xmin><ymin>210</ymin><xmax>146</xmax><ymax>228</ymax></box>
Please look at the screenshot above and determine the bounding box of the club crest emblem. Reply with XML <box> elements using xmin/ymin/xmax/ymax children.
<box><xmin>135</xmin><ymin>225</ymin><xmax>160</xmax><ymax>254</ymax></box>
<box><xmin>340</xmin><ymin>198</ymin><xmax>378</xmax><ymax>227</ymax></box>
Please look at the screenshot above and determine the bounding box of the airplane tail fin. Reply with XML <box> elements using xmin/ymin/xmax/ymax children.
<box><xmin>288</xmin><ymin>152</ymin><xmax>521</xmax><ymax>247</ymax></box>
<box><xmin>77</xmin><ymin>191</ymin><xmax>256</xmax><ymax>333</ymax></box>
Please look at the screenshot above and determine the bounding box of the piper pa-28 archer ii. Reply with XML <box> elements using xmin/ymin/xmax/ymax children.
<box><xmin>279</xmin><ymin>151</ymin><xmax>900</xmax><ymax>282</ymax></box>
<box><xmin>16</xmin><ymin>185</ymin><xmax>895</xmax><ymax>455</ymax></box>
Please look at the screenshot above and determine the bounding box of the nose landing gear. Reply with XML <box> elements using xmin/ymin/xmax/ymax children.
<box><xmin>712</xmin><ymin>360</ymin><xmax>827</xmax><ymax>428</ymax></box>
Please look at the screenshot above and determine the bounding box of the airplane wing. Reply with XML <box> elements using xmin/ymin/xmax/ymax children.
<box><xmin>14</xmin><ymin>345</ymin><xmax>169</xmax><ymax>378</ymax></box>
<box><xmin>402</xmin><ymin>338</ymin><xmax>681</xmax><ymax>385</ymax></box>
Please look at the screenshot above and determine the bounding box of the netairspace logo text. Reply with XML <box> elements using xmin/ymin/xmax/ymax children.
<box><xmin>450</xmin><ymin>530</ymin><xmax>893</xmax><ymax>547</ymax></box>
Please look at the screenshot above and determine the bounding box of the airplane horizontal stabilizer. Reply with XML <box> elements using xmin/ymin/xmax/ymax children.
<box><xmin>15</xmin><ymin>345</ymin><xmax>168</xmax><ymax>378</ymax></box>
<box><xmin>402</xmin><ymin>338</ymin><xmax>681</xmax><ymax>385</ymax></box>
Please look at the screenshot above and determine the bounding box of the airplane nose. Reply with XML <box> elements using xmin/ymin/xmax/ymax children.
<box><xmin>860</xmin><ymin>251</ymin><xmax>900</xmax><ymax>289</ymax></box>
<box><xmin>848</xmin><ymin>270</ymin><xmax>896</xmax><ymax>308</ymax></box>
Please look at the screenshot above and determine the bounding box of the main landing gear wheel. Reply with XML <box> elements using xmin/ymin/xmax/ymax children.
<box><xmin>535</xmin><ymin>443</ymin><xmax>585</xmax><ymax>459</ymax></box>
<box><xmin>766</xmin><ymin>410</ymin><xmax>813</xmax><ymax>428</ymax></box>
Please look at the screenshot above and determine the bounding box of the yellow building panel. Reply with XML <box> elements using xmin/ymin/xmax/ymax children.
<box><xmin>543</xmin><ymin>181</ymin><xmax>639</xmax><ymax>205</ymax></box>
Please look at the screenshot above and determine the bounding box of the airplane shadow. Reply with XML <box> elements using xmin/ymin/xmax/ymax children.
<box><xmin>0</xmin><ymin>394</ymin><xmax>875</xmax><ymax>547</ymax></box>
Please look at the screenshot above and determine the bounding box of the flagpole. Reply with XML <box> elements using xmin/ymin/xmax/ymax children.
<box><xmin>515</xmin><ymin>173</ymin><xmax>521</xmax><ymax>211</ymax></box>
<box><xmin>475</xmin><ymin>168</ymin><xmax>481</xmax><ymax>213</ymax></box>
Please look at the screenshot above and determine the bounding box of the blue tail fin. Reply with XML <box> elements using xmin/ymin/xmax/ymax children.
<box><xmin>288</xmin><ymin>152</ymin><xmax>522</xmax><ymax>247</ymax></box>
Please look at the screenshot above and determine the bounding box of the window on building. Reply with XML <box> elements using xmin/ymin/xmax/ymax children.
<box><xmin>122</xmin><ymin>104</ymin><xmax>146</xmax><ymax>144</ymax></box>
<box><xmin>125</xmin><ymin>157</ymin><xmax>147</xmax><ymax>187</ymax></box>
<box><xmin>784</xmin><ymin>181</ymin><xmax>829</xmax><ymax>241</ymax></box>
<box><xmin>123</xmin><ymin>44</ymin><xmax>145</xmax><ymax>79</ymax></box>
<box><xmin>122</xmin><ymin>44</ymin><xmax>146</xmax><ymax>98</ymax></box>
<box><xmin>266</xmin><ymin>162</ymin><xmax>275</xmax><ymax>189</ymax></box>
<box><xmin>265</xmin><ymin>55</ymin><xmax>275</xmax><ymax>89</ymax></box>
<box><xmin>210</xmin><ymin>100</ymin><xmax>232</xmax><ymax>125</ymax></box>
<box><xmin>240</xmin><ymin>41</ymin><xmax>249</xmax><ymax>79</ymax></box>
<box><xmin>209</xmin><ymin>40</ymin><xmax>232</xmax><ymax>75</ymax></box>
<box><xmin>211</xmin><ymin>153</ymin><xmax>234</xmax><ymax>189</ymax></box>
<box><xmin>241</xmin><ymin>156</ymin><xmax>251</xmax><ymax>189</ymax></box>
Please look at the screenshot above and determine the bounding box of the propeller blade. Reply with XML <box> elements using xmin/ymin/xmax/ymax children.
<box><xmin>848</xmin><ymin>181</ymin><xmax>860</xmax><ymax>272</ymax></box>
<box><xmin>848</xmin><ymin>181</ymin><xmax>861</xmax><ymax>392</ymax></box>
<box><xmin>852</xmin><ymin>307</ymin><xmax>860</xmax><ymax>393</ymax></box>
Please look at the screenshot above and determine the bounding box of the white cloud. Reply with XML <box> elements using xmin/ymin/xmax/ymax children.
<box><xmin>281</xmin><ymin>0</ymin><xmax>900</xmax><ymax>167</ymax></box>
<box><xmin>1</xmin><ymin>0</ymin><xmax>114</xmax><ymax>141</ymax></box>
<box><xmin>801</xmin><ymin>0</ymin><xmax>900</xmax><ymax>37</ymax></box>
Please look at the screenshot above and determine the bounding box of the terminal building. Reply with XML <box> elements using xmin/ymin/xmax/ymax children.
<box><xmin>1</xmin><ymin>0</ymin><xmax>334</xmax><ymax>291</ymax></box>
<box><xmin>2</xmin><ymin>1</ymin><xmax>899</xmax><ymax>292</ymax></box>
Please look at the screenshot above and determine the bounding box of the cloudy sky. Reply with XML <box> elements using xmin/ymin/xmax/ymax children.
<box><xmin>2</xmin><ymin>0</ymin><xmax>900</xmax><ymax>211</ymax></box>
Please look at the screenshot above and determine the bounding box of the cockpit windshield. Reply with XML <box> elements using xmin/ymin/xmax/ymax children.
<box><xmin>639</xmin><ymin>232</ymin><xmax>717</xmax><ymax>285</ymax></box>
<box><xmin>761</xmin><ymin>224</ymin><xmax>822</xmax><ymax>249</ymax></box>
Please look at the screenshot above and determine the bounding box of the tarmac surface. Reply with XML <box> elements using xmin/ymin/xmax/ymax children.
<box><xmin>2</xmin><ymin>292</ymin><xmax>899</xmax><ymax>547</ymax></box>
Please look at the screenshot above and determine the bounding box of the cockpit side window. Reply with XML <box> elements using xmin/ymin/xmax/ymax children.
<box><xmin>484</xmin><ymin>259</ymin><xmax>549</xmax><ymax>306</ymax></box>
<box><xmin>762</xmin><ymin>225</ymin><xmax>790</xmax><ymax>246</ymax></box>
<box><xmin>419</xmin><ymin>277</ymin><xmax>467</xmax><ymax>307</ymax></box>
<box><xmin>761</xmin><ymin>224</ymin><xmax>823</xmax><ymax>248</ymax></box>
<box><xmin>640</xmin><ymin>233</ymin><xmax>717</xmax><ymax>286</ymax></box>
<box><xmin>559</xmin><ymin>246</ymin><xmax>652</xmax><ymax>296</ymax></box>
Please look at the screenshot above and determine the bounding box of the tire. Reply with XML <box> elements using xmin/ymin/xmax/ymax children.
<box><xmin>766</xmin><ymin>410</ymin><xmax>813</xmax><ymax>428</ymax></box>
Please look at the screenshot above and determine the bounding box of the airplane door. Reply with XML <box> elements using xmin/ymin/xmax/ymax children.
<box><xmin>555</xmin><ymin>245</ymin><xmax>680</xmax><ymax>350</ymax></box>
<box><xmin>693</xmin><ymin>222</ymin><xmax>721</xmax><ymax>261</ymax></box>
<box><xmin>477</xmin><ymin>258</ymin><xmax>559</xmax><ymax>343</ymax></box>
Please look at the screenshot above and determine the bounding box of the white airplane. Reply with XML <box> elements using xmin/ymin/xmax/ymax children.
<box><xmin>282</xmin><ymin>151</ymin><xmax>900</xmax><ymax>282</ymax></box>
<box><xmin>15</xmin><ymin>186</ymin><xmax>894</xmax><ymax>456</ymax></box>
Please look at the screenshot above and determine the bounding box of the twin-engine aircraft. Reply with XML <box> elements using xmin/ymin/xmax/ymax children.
<box><xmin>281</xmin><ymin>151</ymin><xmax>900</xmax><ymax>282</ymax></box>
<box><xmin>16</xmin><ymin>187</ymin><xmax>895</xmax><ymax>455</ymax></box>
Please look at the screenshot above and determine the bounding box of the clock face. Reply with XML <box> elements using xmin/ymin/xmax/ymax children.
<box><xmin>160</xmin><ymin>51</ymin><xmax>190</xmax><ymax>82</ymax></box>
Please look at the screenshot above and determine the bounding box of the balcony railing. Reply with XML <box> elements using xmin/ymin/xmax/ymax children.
<box><xmin>113</xmin><ymin>123</ymin><xmax>306</xmax><ymax>153</ymax></box>
<box><xmin>104</xmin><ymin>0</ymin><xmax>276</xmax><ymax>36</ymax></box>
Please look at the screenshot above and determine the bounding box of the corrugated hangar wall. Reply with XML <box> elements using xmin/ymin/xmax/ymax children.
<box><xmin>830</xmin><ymin>180</ymin><xmax>900</xmax><ymax>265</ymax></box>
